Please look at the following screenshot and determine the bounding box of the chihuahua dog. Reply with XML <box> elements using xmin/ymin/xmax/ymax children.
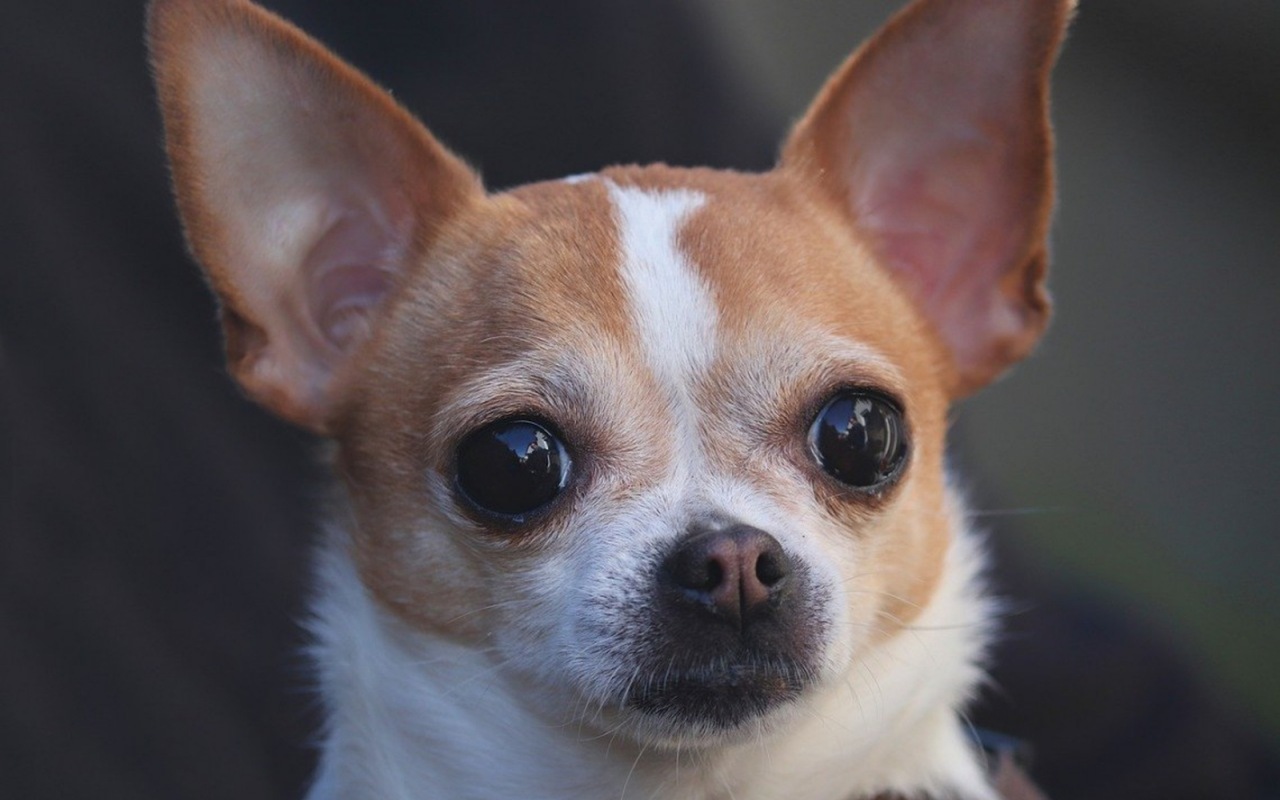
<box><xmin>148</xmin><ymin>0</ymin><xmax>1072</xmax><ymax>797</ymax></box>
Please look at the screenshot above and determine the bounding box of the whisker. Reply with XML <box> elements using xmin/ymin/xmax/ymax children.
<box><xmin>620</xmin><ymin>740</ymin><xmax>649</xmax><ymax>800</ymax></box>
<box><xmin>963</xmin><ymin>506</ymin><xmax>1064</xmax><ymax>519</ymax></box>
<box><xmin>441</xmin><ymin>597</ymin><xmax>525</xmax><ymax>626</ymax></box>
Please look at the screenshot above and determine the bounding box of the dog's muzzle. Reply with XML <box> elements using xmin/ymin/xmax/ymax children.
<box><xmin>625</xmin><ymin>523</ymin><xmax>821</xmax><ymax>729</ymax></box>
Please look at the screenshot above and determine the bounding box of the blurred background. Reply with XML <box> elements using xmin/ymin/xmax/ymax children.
<box><xmin>2</xmin><ymin>0</ymin><xmax>1277</xmax><ymax>798</ymax></box>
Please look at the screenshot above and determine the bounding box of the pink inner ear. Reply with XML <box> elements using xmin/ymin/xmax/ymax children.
<box><xmin>858</xmin><ymin>140</ymin><xmax>1032</xmax><ymax>349</ymax></box>
<box><xmin>303</xmin><ymin>208</ymin><xmax>407</xmax><ymax>352</ymax></box>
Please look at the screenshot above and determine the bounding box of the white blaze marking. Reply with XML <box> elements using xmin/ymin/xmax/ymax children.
<box><xmin>608</xmin><ymin>183</ymin><xmax>715</xmax><ymax>467</ymax></box>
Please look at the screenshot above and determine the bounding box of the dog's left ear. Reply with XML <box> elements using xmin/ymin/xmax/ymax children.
<box><xmin>782</xmin><ymin>0</ymin><xmax>1075</xmax><ymax>397</ymax></box>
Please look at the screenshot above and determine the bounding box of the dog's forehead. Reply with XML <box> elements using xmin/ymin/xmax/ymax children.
<box><xmin>370</xmin><ymin>164</ymin><xmax>943</xmax><ymax>444</ymax></box>
<box><xmin>491</xmin><ymin>166</ymin><xmax>930</xmax><ymax>370</ymax></box>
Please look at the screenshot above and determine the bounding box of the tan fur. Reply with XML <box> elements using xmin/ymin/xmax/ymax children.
<box><xmin>332</xmin><ymin>180</ymin><xmax>671</xmax><ymax>637</ymax></box>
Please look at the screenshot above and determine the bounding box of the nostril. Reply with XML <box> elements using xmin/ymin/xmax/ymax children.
<box><xmin>755</xmin><ymin>550</ymin><xmax>786</xmax><ymax>588</ymax></box>
<box><xmin>698</xmin><ymin>559</ymin><xmax>724</xmax><ymax>592</ymax></box>
<box><xmin>666</xmin><ymin>544</ymin><xmax>727</xmax><ymax>593</ymax></box>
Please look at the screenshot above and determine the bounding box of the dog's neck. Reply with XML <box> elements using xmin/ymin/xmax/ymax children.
<box><xmin>305</xmin><ymin>486</ymin><xmax>996</xmax><ymax>800</ymax></box>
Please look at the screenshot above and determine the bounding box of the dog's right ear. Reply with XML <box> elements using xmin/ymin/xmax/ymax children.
<box><xmin>148</xmin><ymin>0</ymin><xmax>482</xmax><ymax>433</ymax></box>
<box><xmin>782</xmin><ymin>0</ymin><xmax>1074</xmax><ymax>398</ymax></box>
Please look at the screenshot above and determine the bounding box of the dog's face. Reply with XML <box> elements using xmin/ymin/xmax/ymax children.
<box><xmin>150</xmin><ymin>0</ymin><xmax>1070</xmax><ymax>747</ymax></box>
<box><xmin>341</xmin><ymin>168</ymin><xmax>956</xmax><ymax>743</ymax></box>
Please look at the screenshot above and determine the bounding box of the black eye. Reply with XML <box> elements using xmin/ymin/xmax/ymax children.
<box><xmin>808</xmin><ymin>391</ymin><xmax>908</xmax><ymax>490</ymax></box>
<box><xmin>455</xmin><ymin>419</ymin><xmax>570</xmax><ymax>518</ymax></box>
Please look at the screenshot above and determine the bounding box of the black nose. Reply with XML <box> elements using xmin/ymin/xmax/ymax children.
<box><xmin>660</xmin><ymin>524</ymin><xmax>790</xmax><ymax>627</ymax></box>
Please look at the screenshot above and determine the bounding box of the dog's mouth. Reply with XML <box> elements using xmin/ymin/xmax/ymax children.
<box><xmin>624</xmin><ymin>660</ymin><xmax>810</xmax><ymax>729</ymax></box>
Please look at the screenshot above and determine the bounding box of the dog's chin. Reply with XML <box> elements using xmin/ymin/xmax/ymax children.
<box><xmin>618</xmin><ymin>661</ymin><xmax>811</xmax><ymax>745</ymax></box>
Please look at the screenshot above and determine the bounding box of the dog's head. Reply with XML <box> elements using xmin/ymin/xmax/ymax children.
<box><xmin>150</xmin><ymin>0</ymin><xmax>1071</xmax><ymax>747</ymax></box>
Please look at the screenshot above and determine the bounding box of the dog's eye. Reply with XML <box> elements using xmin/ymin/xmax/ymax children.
<box><xmin>808</xmin><ymin>392</ymin><xmax>907</xmax><ymax>490</ymax></box>
<box><xmin>455</xmin><ymin>419</ymin><xmax>570</xmax><ymax>518</ymax></box>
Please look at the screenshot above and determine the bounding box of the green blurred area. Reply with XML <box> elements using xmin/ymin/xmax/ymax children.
<box><xmin>964</xmin><ymin>461</ymin><xmax>1280</xmax><ymax>747</ymax></box>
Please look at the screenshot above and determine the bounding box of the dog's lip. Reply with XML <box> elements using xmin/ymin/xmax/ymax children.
<box><xmin>625</xmin><ymin>661</ymin><xmax>809</xmax><ymax>728</ymax></box>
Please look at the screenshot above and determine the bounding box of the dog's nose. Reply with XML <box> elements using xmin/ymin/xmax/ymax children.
<box><xmin>661</xmin><ymin>525</ymin><xmax>790</xmax><ymax>626</ymax></box>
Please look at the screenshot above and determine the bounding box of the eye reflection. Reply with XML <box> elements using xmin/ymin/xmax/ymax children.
<box><xmin>455</xmin><ymin>419</ymin><xmax>569</xmax><ymax>518</ymax></box>
<box><xmin>809</xmin><ymin>392</ymin><xmax>907</xmax><ymax>489</ymax></box>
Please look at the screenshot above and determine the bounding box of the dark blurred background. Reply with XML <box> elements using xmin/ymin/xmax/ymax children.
<box><xmin>1</xmin><ymin>1</ymin><xmax>1277</xmax><ymax>798</ymax></box>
